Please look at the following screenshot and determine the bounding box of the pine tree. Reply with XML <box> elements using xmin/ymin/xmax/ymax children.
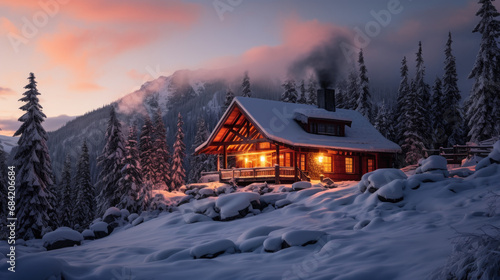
<box><xmin>346</xmin><ymin>69</ymin><xmax>359</xmax><ymax>110</ymax></box>
<box><xmin>171</xmin><ymin>113</ymin><xmax>186</xmax><ymax>191</ymax></box>
<box><xmin>188</xmin><ymin>117</ymin><xmax>217</xmax><ymax>183</ymax></box>
<box><xmin>74</xmin><ymin>140</ymin><xmax>94</xmax><ymax>229</ymax></box>
<box><xmin>59</xmin><ymin>155</ymin><xmax>74</xmax><ymax>227</ymax></box>
<box><xmin>336</xmin><ymin>79</ymin><xmax>348</xmax><ymax>109</ymax></box>
<box><xmin>431</xmin><ymin>77</ymin><xmax>447</xmax><ymax>148</ymax></box>
<box><xmin>467</xmin><ymin>0</ymin><xmax>500</xmax><ymax>142</ymax></box>
<box><xmin>139</xmin><ymin>115</ymin><xmax>155</xmax><ymax>183</ymax></box>
<box><xmin>0</xmin><ymin>134</ymin><xmax>7</xmax><ymax>238</ymax></box>
<box><xmin>395</xmin><ymin>57</ymin><xmax>410</xmax><ymax>146</ymax></box>
<box><xmin>13</xmin><ymin>72</ymin><xmax>56</xmax><ymax>239</ymax></box>
<box><xmin>117</xmin><ymin>125</ymin><xmax>144</xmax><ymax>213</ymax></box>
<box><xmin>306</xmin><ymin>75</ymin><xmax>318</xmax><ymax>105</ymax></box>
<box><xmin>356</xmin><ymin>49</ymin><xmax>373</xmax><ymax>121</ymax></box>
<box><xmin>152</xmin><ymin>109</ymin><xmax>171</xmax><ymax>190</ymax></box>
<box><xmin>413</xmin><ymin>41</ymin><xmax>432</xmax><ymax>147</ymax></box>
<box><xmin>224</xmin><ymin>87</ymin><xmax>235</xmax><ymax>110</ymax></box>
<box><xmin>281</xmin><ymin>79</ymin><xmax>298</xmax><ymax>103</ymax></box>
<box><xmin>402</xmin><ymin>77</ymin><xmax>427</xmax><ymax>165</ymax></box>
<box><xmin>297</xmin><ymin>80</ymin><xmax>307</xmax><ymax>104</ymax></box>
<box><xmin>374</xmin><ymin>101</ymin><xmax>395</xmax><ymax>140</ymax></box>
<box><xmin>443</xmin><ymin>32</ymin><xmax>465</xmax><ymax>146</ymax></box>
<box><xmin>96</xmin><ymin>106</ymin><xmax>126</xmax><ymax>216</ymax></box>
<box><xmin>241</xmin><ymin>71</ymin><xmax>252</xmax><ymax>97</ymax></box>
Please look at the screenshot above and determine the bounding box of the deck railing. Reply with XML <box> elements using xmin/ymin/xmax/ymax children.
<box><xmin>219</xmin><ymin>166</ymin><xmax>295</xmax><ymax>181</ymax></box>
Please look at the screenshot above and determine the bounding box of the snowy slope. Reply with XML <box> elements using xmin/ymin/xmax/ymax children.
<box><xmin>0</xmin><ymin>135</ymin><xmax>18</xmax><ymax>154</ymax></box>
<box><xmin>1</xmin><ymin>160</ymin><xmax>499</xmax><ymax>279</ymax></box>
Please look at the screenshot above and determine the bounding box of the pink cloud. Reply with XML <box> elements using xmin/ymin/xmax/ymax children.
<box><xmin>0</xmin><ymin>86</ymin><xmax>15</xmax><ymax>97</ymax></box>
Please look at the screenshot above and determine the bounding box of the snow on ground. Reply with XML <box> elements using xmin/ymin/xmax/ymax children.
<box><xmin>1</xmin><ymin>157</ymin><xmax>500</xmax><ymax>279</ymax></box>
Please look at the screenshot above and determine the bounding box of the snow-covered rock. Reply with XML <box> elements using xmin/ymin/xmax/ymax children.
<box><xmin>357</xmin><ymin>169</ymin><xmax>407</xmax><ymax>193</ymax></box>
<box><xmin>263</xmin><ymin>236</ymin><xmax>284</xmax><ymax>253</ymax></box>
<box><xmin>237</xmin><ymin>226</ymin><xmax>282</xmax><ymax>243</ymax></box>
<box><xmin>275</xmin><ymin>199</ymin><xmax>292</xmax><ymax>208</ymax></box>
<box><xmin>416</xmin><ymin>155</ymin><xmax>448</xmax><ymax>175</ymax></box>
<box><xmin>476</xmin><ymin>140</ymin><xmax>500</xmax><ymax>170</ymax></box>
<box><xmin>42</xmin><ymin>227</ymin><xmax>83</xmax><ymax>251</ymax></box>
<box><xmin>183</xmin><ymin>213</ymin><xmax>213</xmax><ymax>224</ymax></box>
<box><xmin>282</xmin><ymin>230</ymin><xmax>325</xmax><ymax>247</ymax></box>
<box><xmin>103</xmin><ymin>207</ymin><xmax>123</xmax><ymax>229</ymax></box>
<box><xmin>377</xmin><ymin>179</ymin><xmax>406</xmax><ymax>203</ymax></box>
<box><xmin>189</xmin><ymin>239</ymin><xmax>237</xmax><ymax>259</ymax></box>
<box><xmin>90</xmin><ymin>221</ymin><xmax>111</xmax><ymax>239</ymax></box>
<box><xmin>131</xmin><ymin>216</ymin><xmax>144</xmax><ymax>226</ymax></box>
<box><xmin>292</xmin><ymin>181</ymin><xmax>312</xmax><ymax>191</ymax></box>
<box><xmin>239</xmin><ymin>236</ymin><xmax>267</xmax><ymax>252</ymax></box>
<box><xmin>127</xmin><ymin>213</ymin><xmax>139</xmax><ymax>223</ymax></box>
<box><xmin>215</xmin><ymin>192</ymin><xmax>260</xmax><ymax>220</ymax></box>
<box><xmin>406</xmin><ymin>173</ymin><xmax>446</xmax><ymax>190</ymax></box>
<box><xmin>82</xmin><ymin>229</ymin><xmax>95</xmax><ymax>240</ymax></box>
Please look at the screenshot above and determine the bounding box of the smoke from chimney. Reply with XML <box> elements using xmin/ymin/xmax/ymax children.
<box><xmin>288</xmin><ymin>33</ymin><xmax>352</xmax><ymax>88</ymax></box>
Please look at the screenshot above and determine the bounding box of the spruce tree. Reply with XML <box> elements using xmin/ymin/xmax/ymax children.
<box><xmin>241</xmin><ymin>71</ymin><xmax>252</xmax><ymax>97</ymax></box>
<box><xmin>171</xmin><ymin>113</ymin><xmax>186</xmax><ymax>191</ymax></box>
<box><xmin>336</xmin><ymin>79</ymin><xmax>348</xmax><ymax>109</ymax></box>
<box><xmin>306</xmin><ymin>75</ymin><xmax>318</xmax><ymax>105</ymax></box>
<box><xmin>374</xmin><ymin>101</ymin><xmax>395</xmax><ymax>140</ymax></box>
<box><xmin>117</xmin><ymin>125</ymin><xmax>144</xmax><ymax>213</ymax></box>
<box><xmin>281</xmin><ymin>79</ymin><xmax>298</xmax><ymax>103</ymax></box>
<box><xmin>467</xmin><ymin>0</ymin><xmax>500</xmax><ymax>142</ymax></box>
<box><xmin>74</xmin><ymin>140</ymin><xmax>94</xmax><ymax>229</ymax></box>
<box><xmin>224</xmin><ymin>87</ymin><xmax>235</xmax><ymax>110</ymax></box>
<box><xmin>139</xmin><ymin>115</ymin><xmax>155</xmax><ymax>184</ymax></box>
<box><xmin>297</xmin><ymin>80</ymin><xmax>307</xmax><ymax>104</ymax></box>
<box><xmin>0</xmin><ymin>135</ymin><xmax>7</xmax><ymax>238</ymax></box>
<box><xmin>59</xmin><ymin>155</ymin><xmax>74</xmax><ymax>227</ymax></box>
<box><xmin>152</xmin><ymin>109</ymin><xmax>171</xmax><ymax>190</ymax></box>
<box><xmin>413</xmin><ymin>41</ymin><xmax>432</xmax><ymax>147</ymax></box>
<box><xmin>188</xmin><ymin>117</ymin><xmax>217</xmax><ymax>183</ymax></box>
<box><xmin>356</xmin><ymin>49</ymin><xmax>373</xmax><ymax>121</ymax></box>
<box><xmin>346</xmin><ymin>69</ymin><xmax>359</xmax><ymax>110</ymax></box>
<box><xmin>13</xmin><ymin>72</ymin><xmax>56</xmax><ymax>239</ymax></box>
<box><xmin>443</xmin><ymin>32</ymin><xmax>465</xmax><ymax>146</ymax></box>
<box><xmin>96</xmin><ymin>106</ymin><xmax>125</xmax><ymax>216</ymax></box>
<box><xmin>431</xmin><ymin>77</ymin><xmax>446</xmax><ymax>149</ymax></box>
<box><xmin>402</xmin><ymin>77</ymin><xmax>427</xmax><ymax>165</ymax></box>
<box><xmin>395</xmin><ymin>57</ymin><xmax>410</xmax><ymax>146</ymax></box>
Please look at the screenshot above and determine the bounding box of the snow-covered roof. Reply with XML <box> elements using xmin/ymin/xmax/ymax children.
<box><xmin>197</xmin><ymin>97</ymin><xmax>401</xmax><ymax>153</ymax></box>
<box><xmin>293</xmin><ymin>108</ymin><xmax>352</xmax><ymax>124</ymax></box>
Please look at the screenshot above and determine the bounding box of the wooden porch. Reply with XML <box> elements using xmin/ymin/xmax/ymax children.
<box><xmin>202</xmin><ymin>166</ymin><xmax>310</xmax><ymax>184</ymax></box>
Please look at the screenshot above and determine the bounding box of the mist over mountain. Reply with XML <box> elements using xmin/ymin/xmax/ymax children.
<box><xmin>46</xmin><ymin>69</ymin><xmax>284</xmax><ymax>183</ymax></box>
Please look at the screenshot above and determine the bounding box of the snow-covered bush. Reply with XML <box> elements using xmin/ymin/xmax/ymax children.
<box><xmin>377</xmin><ymin>179</ymin><xmax>406</xmax><ymax>203</ymax></box>
<box><xmin>357</xmin><ymin>169</ymin><xmax>407</xmax><ymax>193</ymax></box>
<box><xmin>476</xmin><ymin>140</ymin><xmax>500</xmax><ymax>170</ymax></box>
<box><xmin>42</xmin><ymin>227</ymin><xmax>83</xmax><ymax>251</ymax></box>
<box><xmin>432</xmin><ymin>226</ymin><xmax>500</xmax><ymax>280</ymax></box>
<box><xmin>415</xmin><ymin>155</ymin><xmax>449</xmax><ymax>177</ymax></box>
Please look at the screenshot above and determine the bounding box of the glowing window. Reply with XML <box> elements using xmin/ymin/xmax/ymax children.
<box><xmin>367</xmin><ymin>159</ymin><xmax>374</xmax><ymax>172</ymax></box>
<box><xmin>300</xmin><ymin>154</ymin><xmax>306</xmax><ymax>170</ymax></box>
<box><xmin>345</xmin><ymin>157</ymin><xmax>354</xmax><ymax>174</ymax></box>
<box><xmin>323</xmin><ymin>156</ymin><xmax>332</xmax><ymax>173</ymax></box>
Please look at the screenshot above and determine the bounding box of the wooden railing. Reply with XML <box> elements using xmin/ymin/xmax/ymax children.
<box><xmin>220</xmin><ymin>166</ymin><xmax>295</xmax><ymax>180</ymax></box>
<box><xmin>424</xmin><ymin>144</ymin><xmax>494</xmax><ymax>164</ymax></box>
<box><xmin>296</xmin><ymin>167</ymin><xmax>310</xmax><ymax>181</ymax></box>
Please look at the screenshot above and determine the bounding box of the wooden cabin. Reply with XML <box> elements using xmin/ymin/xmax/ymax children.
<box><xmin>195</xmin><ymin>95</ymin><xmax>401</xmax><ymax>184</ymax></box>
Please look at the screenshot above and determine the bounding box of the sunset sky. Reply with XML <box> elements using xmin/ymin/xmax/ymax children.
<box><xmin>0</xmin><ymin>0</ymin><xmax>496</xmax><ymax>136</ymax></box>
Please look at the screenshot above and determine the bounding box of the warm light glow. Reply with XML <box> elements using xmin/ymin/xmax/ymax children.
<box><xmin>245</xmin><ymin>157</ymin><xmax>248</xmax><ymax>163</ymax></box>
<box><xmin>318</xmin><ymin>155</ymin><xmax>324</xmax><ymax>163</ymax></box>
<box><xmin>260</xmin><ymin>155</ymin><xmax>266</xmax><ymax>162</ymax></box>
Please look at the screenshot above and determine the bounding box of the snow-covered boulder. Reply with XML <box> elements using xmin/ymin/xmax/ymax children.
<box><xmin>90</xmin><ymin>221</ymin><xmax>111</xmax><ymax>239</ymax></box>
<box><xmin>275</xmin><ymin>199</ymin><xmax>292</xmax><ymax>208</ymax></box>
<box><xmin>416</xmin><ymin>155</ymin><xmax>449</xmax><ymax>177</ymax></box>
<box><xmin>237</xmin><ymin>226</ymin><xmax>282</xmax><ymax>243</ymax></box>
<box><xmin>127</xmin><ymin>213</ymin><xmax>139</xmax><ymax>224</ymax></box>
<box><xmin>42</xmin><ymin>227</ymin><xmax>83</xmax><ymax>251</ymax></box>
<box><xmin>189</xmin><ymin>239</ymin><xmax>237</xmax><ymax>259</ymax></box>
<box><xmin>263</xmin><ymin>236</ymin><xmax>285</xmax><ymax>253</ymax></box>
<box><xmin>131</xmin><ymin>216</ymin><xmax>144</xmax><ymax>226</ymax></box>
<box><xmin>476</xmin><ymin>140</ymin><xmax>500</xmax><ymax>170</ymax></box>
<box><xmin>103</xmin><ymin>207</ymin><xmax>123</xmax><ymax>229</ymax></box>
<box><xmin>282</xmin><ymin>230</ymin><xmax>325</xmax><ymax>247</ymax></box>
<box><xmin>239</xmin><ymin>236</ymin><xmax>267</xmax><ymax>252</ymax></box>
<box><xmin>292</xmin><ymin>181</ymin><xmax>312</xmax><ymax>191</ymax></box>
<box><xmin>215</xmin><ymin>192</ymin><xmax>260</xmax><ymax>220</ymax></box>
<box><xmin>183</xmin><ymin>213</ymin><xmax>213</xmax><ymax>224</ymax></box>
<box><xmin>82</xmin><ymin>229</ymin><xmax>95</xmax><ymax>240</ymax></box>
<box><xmin>357</xmin><ymin>169</ymin><xmax>407</xmax><ymax>193</ymax></box>
<box><xmin>198</xmin><ymin>188</ymin><xmax>215</xmax><ymax>198</ymax></box>
<box><xmin>377</xmin><ymin>179</ymin><xmax>406</xmax><ymax>203</ymax></box>
<box><xmin>406</xmin><ymin>173</ymin><xmax>446</xmax><ymax>190</ymax></box>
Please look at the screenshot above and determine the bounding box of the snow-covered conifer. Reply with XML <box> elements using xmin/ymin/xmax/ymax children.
<box><xmin>188</xmin><ymin>117</ymin><xmax>217</xmax><ymax>183</ymax></box>
<box><xmin>306</xmin><ymin>75</ymin><xmax>318</xmax><ymax>105</ymax></box>
<box><xmin>13</xmin><ymin>72</ymin><xmax>56</xmax><ymax>239</ymax></box>
<box><xmin>395</xmin><ymin>57</ymin><xmax>410</xmax><ymax>146</ymax></box>
<box><xmin>96</xmin><ymin>106</ymin><xmax>125</xmax><ymax>216</ymax></box>
<box><xmin>241</xmin><ymin>71</ymin><xmax>252</xmax><ymax>97</ymax></box>
<box><xmin>139</xmin><ymin>115</ymin><xmax>155</xmax><ymax>183</ymax></box>
<box><xmin>152</xmin><ymin>109</ymin><xmax>170</xmax><ymax>190</ymax></box>
<box><xmin>224</xmin><ymin>87</ymin><xmax>235</xmax><ymax>110</ymax></box>
<box><xmin>467</xmin><ymin>0</ymin><xmax>500</xmax><ymax>142</ymax></box>
<box><xmin>297</xmin><ymin>80</ymin><xmax>307</xmax><ymax>104</ymax></box>
<box><xmin>374</xmin><ymin>101</ymin><xmax>395</xmax><ymax>140</ymax></box>
<box><xmin>356</xmin><ymin>49</ymin><xmax>372</xmax><ymax>122</ymax></box>
<box><xmin>431</xmin><ymin>77</ymin><xmax>446</xmax><ymax>149</ymax></box>
<box><xmin>346</xmin><ymin>69</ymin><xmax>359</xmax><ymax>110</ymax></box>
<box><xmin>413</xmin><ymin>42</ymin><xmax>432</xmax><ymax>147</ymax></box>
<box><xmin>74</xmin><ymin>140</ymin><xmax>94</xmax><ymax>229</ymax></box>
<box><xmin>281</xmin><ymin>79</ymin><xmax>298</xmax><ymax>103</ymax></box>
<box><xmin>171</xmin><ymin>113</ymin><xmax>186</xmax><ymax>191</ymax></box>
<box><xmin>59</xmin><ymin>155</ymin><xmax>74</xmax><ymax>227</ymax></box>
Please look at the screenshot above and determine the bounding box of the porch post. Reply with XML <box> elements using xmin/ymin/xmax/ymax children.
<box><xmin>294</xmin><ymin>151</ymin><xmax>298</xmax><ymax>181</ymax></box>
<box><xmin>375</xmin><ymin>153</ymin><xmax>379</xmax><ymax>170</ymax></box>
<box><xmin>275</xmin><ymin>144</ymin><xmax>280</xmax><ymax>184</ymax></box>
<box><xmin>217</xmin><ymin>154</ymin><xmax>220</xmax><ymax>171</ymax></box>
<box><xmin>223</xmin><ymin>145</ymin><xmax>227</xmax><ymax>169</ymax></box>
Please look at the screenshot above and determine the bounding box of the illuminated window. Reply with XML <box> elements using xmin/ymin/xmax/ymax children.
<box><xmin>259</xmin><ymin>142</ymin><xmax>270</xmax><ymax>149</ymax></box>
<box><xmin>285</xmin><ymin>153</ymin><xmax>291</xmax><ymax>167</ymax></box>
<box><xmin>300</xmin><ymin>154</ymin><xmax>306</xmax><ymax>170</ymax></box>
<box><xmin>345</xmin><ymin>157</ymin><xmax>354</xmax><ymax>173</ymax></box>
<box><xmin>367</xmin><ymin>159</ymin><xmax>374</xmax><ymax>172</ymax></box>
<box><xmin>323</xmin><ymin>156</ymin><xmax>332</xmax><ymax>173</ymax></box>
